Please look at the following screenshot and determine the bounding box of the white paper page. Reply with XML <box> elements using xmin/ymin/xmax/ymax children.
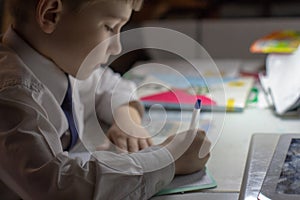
<box><xmin>136</xmin><ymin>75</ymin><xmax>170</xmax><ymax>98</ymax></box>
<box><xmin>258</xmin><ymin>73</ymin><xmax>274</xmax><ymax>107</ymax></box>
<box><xmin>266</xmin><ymin>48</ymin><xmax>300</xmax><ymax>114</ymax></box>
<box><xmin>163</xmin><ymin>169</ymin><xmax>211</xmax><ymax>190</ymax></box>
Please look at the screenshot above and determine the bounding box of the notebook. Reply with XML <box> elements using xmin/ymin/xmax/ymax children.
<box><xmin>156</xmin><ymin>168</ymin><xmax>217</xmax><ymax>196</ymax></box>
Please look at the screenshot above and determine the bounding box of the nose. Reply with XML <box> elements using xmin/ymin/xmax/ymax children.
<box><xmin>108</xmin><ymin>33</ymin><xmax>122</xmax><ymax>56</ymax></box>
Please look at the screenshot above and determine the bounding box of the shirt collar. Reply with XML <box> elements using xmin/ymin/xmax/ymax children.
<box><xmin>2</xmin><ymin>27</ymin><xmax>68</xmax><ymax>105</ymax></box>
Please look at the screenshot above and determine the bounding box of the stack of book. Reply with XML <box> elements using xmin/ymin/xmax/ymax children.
<box><xmin>126</xmin><ymin>59</ymin><xmax>255</xmax><ymax>112</ymax></box>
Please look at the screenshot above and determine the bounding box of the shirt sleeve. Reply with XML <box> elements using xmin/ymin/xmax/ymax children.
<box><xmin>94</xmin><ymin>67</ymin><xmax>143</xmax><ymax>125</ymax></box>
<box><xmin>0</xmin><ymin>85</ymin><xmax>174</xmax><ymax>200</ymax></box>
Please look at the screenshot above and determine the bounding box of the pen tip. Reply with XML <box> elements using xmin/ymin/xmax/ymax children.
<box><xmin>195</xmin><ymin>99</ymin><xmax>202</xmax><ymax>109</ymax></box>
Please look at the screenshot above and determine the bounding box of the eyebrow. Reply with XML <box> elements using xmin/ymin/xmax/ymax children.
<box><xmin>110</xmin><ymin>16</ymin><xmax>129</xmax><ymax>22</ymax></box>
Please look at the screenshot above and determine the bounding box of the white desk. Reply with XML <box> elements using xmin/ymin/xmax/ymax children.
<box><xmin>206</xmin><ymin>108</ymin><xmax>299</xmax><ymax>193</ymax></box>
<box><xmin>150</xmin><ymin>106</ymin><xmax>300</xmax><ymax>200</ymax></box>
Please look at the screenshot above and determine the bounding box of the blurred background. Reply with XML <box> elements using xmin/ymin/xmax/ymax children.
<box><xmin>1</xmin><ymin>0</ymin><xmax>300</xmax><ymax>74</ymax></box>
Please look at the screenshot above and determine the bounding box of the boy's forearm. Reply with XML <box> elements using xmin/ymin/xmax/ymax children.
<box><xmin>113</xmin><ymin>101</ymin><xmax>144</xmax><ymax>125</ymax></box>
<box><xmin>128</xmin><ymin>100</ymin><xmax>144</xmax><ymax>119</ymax></box>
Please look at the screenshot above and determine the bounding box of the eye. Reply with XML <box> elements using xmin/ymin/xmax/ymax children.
<box><xmin>104</xmin><ymin>25</ymin><xmax>114</xmax><ymax>33</ymax></box>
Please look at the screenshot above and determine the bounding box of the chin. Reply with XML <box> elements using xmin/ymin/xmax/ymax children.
<box><xmin>74</xmin><ymin>73</ymin><xmax>90</xmax><ymax>80</ymax></box>
<box><xmin>75</xmin><ymin>59</ymin><xmax>103</xmax><ymax>79</ymax></box>
<box><xmin>75</xmin><ymin>67</ymin><xmax>96</xmax><ymax>80</ymax></box>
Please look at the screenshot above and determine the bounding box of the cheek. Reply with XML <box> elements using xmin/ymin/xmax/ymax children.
<box><xmin>73</xmin><ymin>30</ymin><xmax>111</xmax><ymax>76</ymax></box>
<box><xmin>87</xmin><ymin>35</ymin><xmax>111</xmax><ymax>61</ymax></box>
<box><xmin>78</xmin><ymin>39</ymin><xmax>110</xmax><ymax>70</ymax></box>
<box><xmin>93</xmin><ymin>41</ymin><xmax>108</xmax><ymax>59</ymax></box>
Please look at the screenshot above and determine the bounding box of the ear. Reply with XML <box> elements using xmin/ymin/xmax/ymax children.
<box><xmin>36</xmin><ymin>0</ymin><xmax>63</xmax><ymax>34</ymax></box>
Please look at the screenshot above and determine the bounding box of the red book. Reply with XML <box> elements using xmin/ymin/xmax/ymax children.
<box><xmin>141</xmin><ymin>89</ymin><xmax>217</xmax><ymax>110</ymax></box>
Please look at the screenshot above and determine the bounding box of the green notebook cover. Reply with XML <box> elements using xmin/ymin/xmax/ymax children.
<box><xmin>156</xmin><ymin>168</ymin><xmax>217</xmax><ymax>196</ymax></box>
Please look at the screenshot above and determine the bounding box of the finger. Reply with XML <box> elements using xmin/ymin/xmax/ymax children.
<box><xmin>115</xmin><ymin>137</ymin><xmax>128</xmax><ymax>153</ymax></box>
<box><xmin>146</xmin><ymin>137</ymin><xmax>154</xmax><ymax>146</ymax></box>
<box><xmin>138</xmin><ymin>139</ymin><xmax>149</xmax><ymax>150</ymax></box>
<box><xmin>199</xmin><ymin>136</ymin><xmax>211</xmax><ymax>159</ymax></box>
<box><xmin>196</xmin><ymin>129</ymin><xmax>206</xmax><ymax>139</ymax></box>
<box><xmin>128</xmin><ymin>138</ymin><xmax>139</xmax><ymax>152</ymax></box>
<box><xmin>199</xmin><ymin>153</ymin><xmax>210</xmax><ymax>169</ymax></box>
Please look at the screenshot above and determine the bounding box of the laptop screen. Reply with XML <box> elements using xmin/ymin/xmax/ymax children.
<box><xmin>276</xmin><ymin>138</ymin><xmax>300</xmax><ymax>194</ymax></box>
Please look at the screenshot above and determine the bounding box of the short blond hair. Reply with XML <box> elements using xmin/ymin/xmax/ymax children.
<box><xmin>8</xmin><ymin>0</ymin><xmax>143</xmax><ymax>26</ymax></box>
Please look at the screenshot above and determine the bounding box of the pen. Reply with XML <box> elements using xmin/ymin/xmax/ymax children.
<box><xmin>189</xmin><ymin>99</ymin><xmax>202</xmax><ymax>130</ymax></box>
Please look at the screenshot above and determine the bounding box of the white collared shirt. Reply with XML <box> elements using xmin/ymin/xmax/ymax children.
<box><xmin>0</xmin><ymin>28</ymin><xmax>174</xmax><ymax>200</ymax></box>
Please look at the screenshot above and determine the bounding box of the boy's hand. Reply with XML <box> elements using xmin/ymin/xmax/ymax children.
<box><xmin>106</xmin><ymin>102</ymin><xmax>153</xmax><ymax>153</ymax></box>
<box><xmin>107</xmin><ymin>122</ymin><xmax>153</xmax><ymax>153</ymax></box>
<box><xmin>161</xmin><ymin>129</ymin><xmax>211</xmax><ymax>175</ymax></box>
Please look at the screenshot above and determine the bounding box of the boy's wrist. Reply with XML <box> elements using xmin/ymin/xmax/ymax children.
<box><xmin>114</xmin><ymin>103</ymin><xmax>143</xmax><ymax>125</ymax></box>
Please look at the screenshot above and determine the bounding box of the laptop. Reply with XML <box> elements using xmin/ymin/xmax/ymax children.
<box><xmin>258</xmin><ymin>134</ymin><xmax>300</xmax><ymax>200</ymax></box>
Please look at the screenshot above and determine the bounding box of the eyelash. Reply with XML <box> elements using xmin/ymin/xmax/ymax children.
<box><xmin>105</xmin><ymin>25</ymin><xmax>114</xmax><ymax>33</ymax></box>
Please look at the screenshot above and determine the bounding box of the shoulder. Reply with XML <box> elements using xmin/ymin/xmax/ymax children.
<box><xmin>0</xmin><ymin>44</ymin><xmax>43</xmax><ymax>93</ymax></box>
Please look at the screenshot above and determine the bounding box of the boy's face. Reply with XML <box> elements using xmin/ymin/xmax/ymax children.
<box><xmin>51</xmin><ymin>1</ymin><xmax>132</xmax><ymax>79</ymax></box>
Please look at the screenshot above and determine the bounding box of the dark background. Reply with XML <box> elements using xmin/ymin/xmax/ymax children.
<box><xmin>2</xmin><ymin>0</ymin><xmax>300</xmax><ymax>31</ymax></box>
<box><xmin>1</xmin><ymin>0</ymin><xmax>300</xmax><ymax>74</ymax></box>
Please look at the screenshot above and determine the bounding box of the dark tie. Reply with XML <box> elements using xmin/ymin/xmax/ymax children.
<box><xmin>61</xmin><ymin>76</ymin><xmax>79</xmax><ymax>151</ymax></box>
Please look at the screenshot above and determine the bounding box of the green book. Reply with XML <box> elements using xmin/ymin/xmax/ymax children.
<box><xmin>156</xmin><ymin>167</ymin><xmax>217</xmax><ymax>196</ymax></box>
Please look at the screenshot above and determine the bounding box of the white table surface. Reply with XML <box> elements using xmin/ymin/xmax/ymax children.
<box><xmin>206</xmin><ymin>107</ymin><xmax>299</xmax><ymax>193</ymax></box>
<box><xmin>149</xmin><ymin>106</ymin><xmax>300</xmax><ymax>200</ymax></box>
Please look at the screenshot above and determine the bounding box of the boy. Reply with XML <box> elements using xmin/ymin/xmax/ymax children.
<box><xmin>0</xmin><ymin>0</ymin><xmax>210</xmax><ymax>199</ymax></box>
